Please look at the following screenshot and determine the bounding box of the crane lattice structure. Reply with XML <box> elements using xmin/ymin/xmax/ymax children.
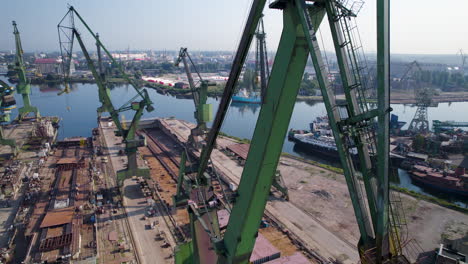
<box><xmin>173</xmin><ymin>0</ymin><xmax>414</xmax><ymax>263</ymax></box>
<box><xmin>401</xmin><ymin>61</ymin><xmax>434</xmax><ymax>133</ymax></box>
<box><xmin>12</xmin><ymin>21</ymin><xmax>40</xmax><ymax>121</ymax></box>
<box><xmin>174</xmin><ymin>48</ymin><xmax>214</xmax><ymax>149</ymax></box>
<box><xmin>58</xmin><ymin>6</ymin><xmax>155</xmax><ymax>185</ymax></box>
<box><xmin>254</xmin><ymin>15</ymin><xmax>270</xmax><ymax>102</ymax></box>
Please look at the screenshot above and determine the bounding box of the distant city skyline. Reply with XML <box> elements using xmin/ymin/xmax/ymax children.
<box><xmin>0</xmin><ymin>0</ymin><xmax>467</xmax><ymax>55</ymax></box>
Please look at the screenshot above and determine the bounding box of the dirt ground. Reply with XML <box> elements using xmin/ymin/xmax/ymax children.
<box><xmin>279</xmin><ymin>156</ymin><xmax>468</xmax><ymax>257</ymax></box>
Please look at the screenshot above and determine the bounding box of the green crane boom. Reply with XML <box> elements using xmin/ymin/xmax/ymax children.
<box><xmin>12</xmin><ymin>21</ymin><xmax>40</xmax><ymax>121</ymax></box>
<box><xmin>58</xmin><ymin>6</ymin><xmax>155</xmax><ymax>185</ymax></box>
<box><xmin>175</xmin><ymin>0</ymin><xmax>406</xmax><ymax>264</ymax></box>
<box><xmin>174</xmin><ymin>47</ymin><xmax>213</xmax><ymax>148</ymax></box>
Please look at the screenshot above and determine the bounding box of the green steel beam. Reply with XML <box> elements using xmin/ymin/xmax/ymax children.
<box><xmin>69</xmin><ymin>7</ymin><xmax>150</xmax><ymax>103</ymax></box>
<box><xmin>0</xmin><ymin>127</ymin><xmax>17</xmax><ymax>156</ymax></box>
<box><xmin>323</xmin><ymin>0</ymin><xmax>379</xmax><ymax>235</ymax></box>
<box><xmin>174</xmin><ymin>48</ymin><xmax>212</xmax><ymax>144</ymax></box>
<box><xmin>376</xmin><ymin>0</ymin><xmax>391</xmax><ymax>259</ymax></box>
<box><xmin>59</xmin><ymin>7</ymin><xmax>154</xmax><ymax>183</ymax></box>
<box><xmin>12</xmin><ymin>21</ymin><xmax>40</xmax><ymax>121</ymax></box>
<box><xmin>220</xmin><ymin>4</ymin><xmax>320</xmax><ymax>263</ymax></box>
<box><xmin>195</xmin><ymin>0</ymin><xmax>267</xmax><ymax>183</ymax></box>
<box><xmin>177</xmin><ymin>0</ymin><xmax>394</xmax><ymax>262</ymax></box>
<box><xmin>73</xmin><ymin>28</ymin><xmax>150</xmax><ymax>184</ymax></box>
<box><xmin>0</xmin><ymin>80</ymin><xmax>16</xmax><ymax>154</ymax></box>
<box><xmin>294</xmin><ymin>0</ymin><xmax>374</xmax><ymax>245</ymax></box>
<box><xmin>74</xmin><ymin>29</ymin><xmax>124</xmax><ymax>133</ymax></box>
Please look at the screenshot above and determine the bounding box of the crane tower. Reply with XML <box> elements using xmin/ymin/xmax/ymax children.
<box><xmin>174</xmin><ymin>0</ymin><xmax>413</xmax><ymax>263</ymax></box>
<box><xmin>401</xmin><ymin>61</ymin><xmax>435</xmax><ymax>133</ymax></box>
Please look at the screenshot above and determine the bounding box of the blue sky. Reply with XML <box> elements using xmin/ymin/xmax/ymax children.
<box><xmin>0</xmin><ymin>0</ymin><xmax>467</xmax><ymax>54</ymax></box>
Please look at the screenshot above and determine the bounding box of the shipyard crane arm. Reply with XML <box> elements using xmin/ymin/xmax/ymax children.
<box><xmin>254</xmin><ymin>15</ymin><xmax>270</xmax><ymax>101</ymax></box>
<box><xmin>12</xmin><ymin>21</ymin><xmax>40</xmax><ymax>121</ymax></box>
<box><xmin>399</xmin><ymin>61</ymin><xmax>422</xmax><ymax>85</ymax></box>
<box><xmin>174</xmin><ymin>47</ymin><xmax>213</xmax><ymax>140</ymax></box>
<box><xmin>58</xmin><ymin>6</ymin><xmax>155</xmax><ymax>184</ymax></box>
<box><xmin>401</xmin><ymin>61</ymin><xmax>435</xmax><ymax>133</ymax></box>
<box><xmin>175</xmin><ymin>0</ymin><xmax>411</xmax><ymax>264</ymax></box>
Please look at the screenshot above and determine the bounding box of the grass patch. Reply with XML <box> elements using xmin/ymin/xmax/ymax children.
<box><xmin>299</xmin><ymin>180</ymin><xmax>307</xmax><ymax>184</ymax></box>
<box><xmin>21</xmin><ymin>144</ymin><xmax>31</xmax><ymax>150</ymax></box>
<box><xmin>281</xmin><ymin>152</ymin><xmax>343</xmax><ymax>174</ymax></box>
<box><xmin>391</xmin><ymin>186</ymin><xmax>468</xmax><ymax>214</ymax></box>
<box><xmin>218</xmin><ymin>132</ymin><xmax>251</xmax><ymax>144</ymax></box>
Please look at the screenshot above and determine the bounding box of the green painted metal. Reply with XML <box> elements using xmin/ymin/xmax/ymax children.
<box><xmin>322</xmin><ymin>0</ymin><xmax>379</xmax><ymax>242</ymax></box>
<box><xmin>255</xmin><ymin>15</ymin><xmax>270</xmax><ymax>101</ymax></box>
<box><xmin>0</xmin><ymin>80</ymin><xmax>15</xmax><ymax>123</ymax></box>
<box><xmin>174</xmin><ymin>0</ymin><xmax>268</xmax><ymax>262</ymax></box>
<box><xmin>176</xmin><ymin>0</ymin><xmax>397</xmax><ymax>263</ymax></box>
<box><xmin>194</xmin><ymin>0</ymin><xmax>267</xmax><ymax>184</ymax></box>
<box><xmin>174</xmin><ymin>47</ymin><xmax>213</xmax><ymax>148</ymax></box>
<box><xmin>221</xmin><ymin>3</ymin><xmax>318</xmax><ymax>263</ymax></box>
<box><xmin>0</xmin><ymin>127</ymin><xmax>17</xmax><ymax>156</ymax></box>
<box><xmin>294</xmin><ymin>0</ymin><xmax>375</xmax><ymax>246</ymax></box>
<box><xmin>175</xmin><ymin>240</ymin><xmax>194</xmax><ymax>264</ymax></box>
<box><xmin>376</xmin><ymin>0</ymin><xmax>391</xmax><ymax>259</ymax></box>
<box><xmin>174</xmin><ymin>150</ymin><xmax>188</xmax><ymax>206</ymax></box>
<box><xmin>0</xmin><ymin>80</ymin><xmax>17</xmax><ymax>155</ymax></box>
<box><xmin>58</xmin><ymin>7</ymin><xmax>153</xmax><ymax>184</ymax></box>
<box><xmin>272</xmin><ymin>170</ymin><xmax>289</xmax><ymax>200</ymax></box>
<box><xmin>12</xmin><ymin>21</ymin><xmax>40</xmax><ymax>121</ymax></box>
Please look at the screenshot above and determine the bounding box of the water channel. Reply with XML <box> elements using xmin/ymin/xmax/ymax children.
<box><xmin>1</xmin><ymin>76</ymin><xmax>466</xmax><ymax>207</ymax></box>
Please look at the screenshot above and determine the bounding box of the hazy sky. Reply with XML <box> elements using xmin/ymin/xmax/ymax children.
<box><xmin>0</xmin><ymin>0</ymin><xmax>467</xmax><ymax>54</ymax></box>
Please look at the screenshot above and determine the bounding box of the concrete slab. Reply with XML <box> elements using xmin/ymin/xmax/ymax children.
<box><xmin>122</xmin><ymin>179</ymin><xmax>171</xmax><ymax>264</ymax></box>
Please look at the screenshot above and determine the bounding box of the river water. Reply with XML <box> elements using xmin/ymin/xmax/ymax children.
<box><xmin>1</xmin><ymin>77</ymin><xmax>466</xmax><ymax>206</ymax></box>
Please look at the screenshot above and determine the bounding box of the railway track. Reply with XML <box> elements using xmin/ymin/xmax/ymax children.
<box><xmin>139</xmin><ymin>130</ymin><xmax>180</xmax><ymax>180</ymax></box>
<box><xmin>97</xmin><ymin>125</ymin><xmax>142</xmax><ymax>264</ymax></box>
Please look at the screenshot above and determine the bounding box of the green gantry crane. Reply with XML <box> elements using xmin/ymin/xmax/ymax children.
<box><xmin>58</xmin><ymin>6</ymin><xmax>154</xmax><ymax>185</ymax></box>
<box><xmin>12</xmin><ymin>21</ymin><xmax>40</xmax><ymax>121</ymax></box>
<box><xmin>400</xmin><ymin>61</ymin><xmax>434</xmax><ymax>133</ymax></box>
<box><xmin>174</xmin><ymin>0</ymin><xmax>411</xmax><ymax>264</ymax></box>
<box><xmin>0</xmin><ymin>80</ymin><xmax>18</xmax><ymax>155</ymax></box>
<box><xmin>175</xmin><ymin>47</ymin><xmax>214</xmax><ymax>149</ymax></box>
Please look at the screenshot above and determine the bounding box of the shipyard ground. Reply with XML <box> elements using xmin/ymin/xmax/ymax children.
<box><xmin>158</xmin><ymin>118</ymin><xmax>468</xmax><ymax>263</ymax></box>
<box><xmin>0</xmin><ymin>117</ymin><xmax>61</xmax><ymax>262</ymax></box>
<box><xmin>97</xmin><ymin>117</ymin><xmax>468</xmax><ymax>264</ymax></box>
<box><xmin>99</xmin><ymin>119</ymin><xmax>182</xmax><ymax>264</ymax></box>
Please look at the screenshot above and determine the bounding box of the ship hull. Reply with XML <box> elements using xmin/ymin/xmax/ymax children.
<box><xmin>292</xmin><ymin>137</ymin><xmax>344</xmax><ymax>161</ymax></box>
<box><xmin>409</xmin><ymin>172</ymin><xmax>468</xmax><ymax>197</ymax></box>
<box><xmin>232</xmin><ymin>96</ymin><xmax>261</xmax><ymax>104</ymax></box>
